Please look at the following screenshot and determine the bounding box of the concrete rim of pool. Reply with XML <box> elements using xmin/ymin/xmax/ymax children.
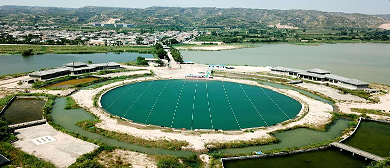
<box><xmin>99</xmin><ymin>79</ymin><xmax>304</xmax><ymax>131</ymax></box>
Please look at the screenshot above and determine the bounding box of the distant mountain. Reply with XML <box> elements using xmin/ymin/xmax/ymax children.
<box><xmin>0</xmin><ymin>5</ymin><xmax>389</xmax><ymax>29</ymax></box>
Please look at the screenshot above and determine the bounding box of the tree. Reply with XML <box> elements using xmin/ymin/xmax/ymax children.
<box><xmin>22</xmin><ymin>49</ymin><xmax>34</xmax><ymax>56</ymax></box>
<box><xmin>157</xmin><ymin>156</ymin><xmax>185</xmax><ymax>168</ymax></box>
<box><xmin>170</xmin><ymin>48</ymin><xmax>183</xmax><ymax>63</ymax></box>
<box><xmin>136</xmin><ymin>56</ymin><xmax>148</xmax><ymax>65</ymax></box>
<box><xmin>380</xmin><ymin>34</ymin><xmax>389</xmax><ymax>41</ymax></box>
<box><xmin>156</xmin><ymin>48</ymin><xmax>167</xmax><ymax>59</ymax></box>
<box><xmin>136</xmin><ymin>37</ymin><xmax>143</xmax><ymax>45</ymax></box>
<box><xmin>155</xmin><ymin>43</ymin><xmax>163</xmax><ymax>50</ymax></box>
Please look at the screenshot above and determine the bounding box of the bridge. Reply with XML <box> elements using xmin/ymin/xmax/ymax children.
<box><xmin>330</xmin><ymin>142</ymin><xmax>385</xmax><ymax>162</ymax></box>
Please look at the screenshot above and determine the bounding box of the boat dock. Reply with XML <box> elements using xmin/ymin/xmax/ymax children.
<box><xmin>330</xmin><ymin>142</ymin><xmax>385</xmax><ymax>161</ymax></box>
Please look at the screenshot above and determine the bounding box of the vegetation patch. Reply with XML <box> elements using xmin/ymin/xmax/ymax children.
<box><xmin>69</xmin><ymin>146</ymin><xmax>116</xmax><ymax>168</ymax></box>
<box><xmin>351</xmin><ymin>108</ymin><xmax>390</xmax><ymax>117</ymax></box>
<box><xmin>0</xmin><ymin>45</ymin><xmax>153</xmax><ymax>55</ymax></box>
<box><xmin>156</xmin><ymin>154</ymin><xmax>202</xmax><ymax>168</ymax></box>
<box><xmin>205</xmin><ymin>137</ymin><xmax>279</xmax><ymax>150</ymax></box>
<box><xmin>77</xmin><ymin>120</ymin><xmax>189</xmax><ymax>150</ymax></box>
<box><xmin>0</xmin><ymin>71</ymin><xmax>33</xmax><ymax>80</ymax></box>
<box><xmin>367</xmin><ymin>157</ymin><xmax>390</xmax><ymax>168</ymax></box>
<box><xmin>64</xmin><ymin>96</ymin><xmax>80</xmax><ymax>109</ymax></box>
<box><xmin>329</xmin><ymin>85</ymin><xmax>378</xmax><ymax>102</ymax></box>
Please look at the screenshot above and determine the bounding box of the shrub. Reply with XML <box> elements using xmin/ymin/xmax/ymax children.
<box><xmin>157</xmin><ymin>155</ymin><xmax>185</xmax><ymax>168</ymax></box>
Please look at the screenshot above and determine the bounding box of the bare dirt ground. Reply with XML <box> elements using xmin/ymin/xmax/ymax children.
<box><xmin>98</xmin><ymin>149</ymin><xmax>157</xmax><ymax>168</ymax></box>
<box><xmin>337</xmin><ymin>92</ymin><xmax>390</xmax><ymax>120</ymax></box>
<box><xmin>296</xmin><ymin>83</ymin><xmax>367</xmax><ymax>102</ymax></box>
<box><xmin>379</xmin><ymin>23</ymin><xmax>390</xmax><ymax>30</ymax></box>
<box><xmin>13</xmin><ymin>124</ymin><xmax>98</xmax><ymax>168</ymax></box>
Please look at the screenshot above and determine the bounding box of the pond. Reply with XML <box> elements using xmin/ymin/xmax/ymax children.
<box><xmin>343</xmin><ymin>121</ymin><xmax>390</xmax><ymax>157</ymax></box>
<box><xmin>223</xmin><ymin>147</ymin><xmax>370</xmax><ymax>168</ymax></box>
<box><xmin>43</xmin><ymin>77</ymin><xmax>99</xmax><ymax>89</ymax></box>
<box><xmin>1</xmin><ymin>98</ymin><xmax>45</xmax><ymax>125</ymax></box>
<box><xmin>0</xmin><ymin>52</ymin><xmax>153</xmax><ymax>75</ymax></box>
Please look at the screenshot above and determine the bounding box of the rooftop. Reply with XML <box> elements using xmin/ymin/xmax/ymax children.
<box><xmin>29</xmin><ymin>67</ymin><xmax>71</xmax><ymax>76</ymax></box>
<box><xmin>298</xmin><ymin>71</ymin><xmax>326</xmax><ymax>79</ymax></box>
<box><xmin>307</xmin><ymin>68</ymin><xmax>331</xmax><ymax>74</ymax></box>
<box><xmin>64</xmin><ymin>62</ymin><xmax>88</xmax><ymax>68</ymax></box>
<box><xmin>271</xmin><ymin>66</ymin><xmax>304</xmax><ymax>73</ymax></box>
<box><xmin>325</xmin><ymin>74</ymin><xmax>369</xmax><ymax>86</ymax></box>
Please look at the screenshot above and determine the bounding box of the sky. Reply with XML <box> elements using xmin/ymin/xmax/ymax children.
<box><xmin>1</xmin><ymin>0</ymin><xmax>389</xmax><ymax>15</ymax></box>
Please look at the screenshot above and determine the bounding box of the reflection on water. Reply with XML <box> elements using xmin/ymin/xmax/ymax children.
<box><xmin>182</xmin><ymin>43</ymin><xmax>390</xmax><ymax>85</ymax></box>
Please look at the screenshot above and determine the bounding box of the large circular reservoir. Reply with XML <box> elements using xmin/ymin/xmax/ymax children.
<box><xmin>100</xmin><ymin>80</ymin><xmax>302</xmax><ymax>130</ymax></box>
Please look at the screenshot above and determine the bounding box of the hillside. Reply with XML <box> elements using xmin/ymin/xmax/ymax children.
<box><xmin>0</xmin><ymin>5</ymin><xmax>389</xmax><ymax>29</ymax></box>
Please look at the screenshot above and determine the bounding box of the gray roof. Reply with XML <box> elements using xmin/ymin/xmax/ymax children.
<box><xmin>307</xmin><ymin>68</ymin><xmax>330</xmax><ymax>74</ymax></box>
<box><xmin>298</xmin><ymin>71</ymin><xmax>326</xmax><ymax>79</ymax></box>
<box><xmin>29</xmin><ymin>62</ymin><xmax>120</xmax><ymax>77</ymax></box>
<box><xmin>70</xmin><ymin>66</ymin><xmax>95</xmax><ymax>72</ymax></box>
<box><xmin>29</xmin><ymin>67</ymin><xmax>71</xmax><ymax>76</ymax></box>
<box><xmin>325</xmin><ymin>74</ymin><xmax>369</xmax><ymax>86</ymax></box>
<box><xmin>64</xmin><ymin>62</ymin><xmax>87</xmax><ymax>67</ymax></box>
<box><xmin>271</xmin><ymin>66</ymin><xmax>304</xmax><ymax>73</ymax></box>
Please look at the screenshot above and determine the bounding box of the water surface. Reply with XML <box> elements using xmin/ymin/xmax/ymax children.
<box><xmin>100</xmin><ymin>79</ymin><xmax>302</xmax><ymax>130</ymax></box>
<box><xmin>344</xmin><ymin>121</ymin><xmax>390</xmax><ymax>157</ymax></box>
<box><xmin>1</xmin><ymin>98</ymin><xmax>45</xmax><ymax>124</ymax></box>
<box><xmin>182</xmin><ymin>43</ymin><xmax>390</xmax><ymax>85</ymax></box>
<box><xmin>216</xmin><ymin>119</ymin><xmax>349</xmax><ymax>154</ymax></box>
<box><xmin>223</xmin><ymin>147</ymin><xmax>370</xmax><ymax>168</ymax></box>
<box><xmin>0</xmin><ymin>52</ymin><xmax>153</xmax><ymax>75</ymax></box>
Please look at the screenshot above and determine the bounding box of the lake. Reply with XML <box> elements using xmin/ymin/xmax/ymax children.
<box><xmin>0</xmin><ymin>52</ymin><xmax>153</xmax><ymax>75</ymax></box>
<box><xmin>182</xmin><ymin>43</ymin><xmax>390</xmax><ymax>85</ymax></box>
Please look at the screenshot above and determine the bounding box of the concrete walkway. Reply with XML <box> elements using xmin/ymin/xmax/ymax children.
<box><xmin>330</xmin><ymin>142</ymin><xmax>385</xmax><ymax>161</ymax></box>
<box><xmin>13</xmin><ymin>124</ymin><xmax>98</xmax><ymax>168</ymax></box>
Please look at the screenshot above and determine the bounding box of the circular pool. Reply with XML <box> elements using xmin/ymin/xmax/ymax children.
<box><xmin>100</xmin><ymin>79</ymin><xmax>302</xmax><ymax>130</ymax></box>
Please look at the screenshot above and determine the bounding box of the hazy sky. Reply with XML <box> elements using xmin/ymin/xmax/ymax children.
<box><xmin>1</xmin><ymin>0</ymin><xmax>389</xmax><ymax>14</ymax></box>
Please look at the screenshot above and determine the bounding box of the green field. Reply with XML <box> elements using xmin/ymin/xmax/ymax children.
<box><xmin>0</xmin><ymin>45</ymin><xmax>153</xmax><ymax>55</ymax></box>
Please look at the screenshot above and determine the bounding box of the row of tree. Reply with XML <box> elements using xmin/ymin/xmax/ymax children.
<box><xmin>170</xmin><ymin>47</ymin><xmax>183</xmax><ymax>63</ymax></box>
